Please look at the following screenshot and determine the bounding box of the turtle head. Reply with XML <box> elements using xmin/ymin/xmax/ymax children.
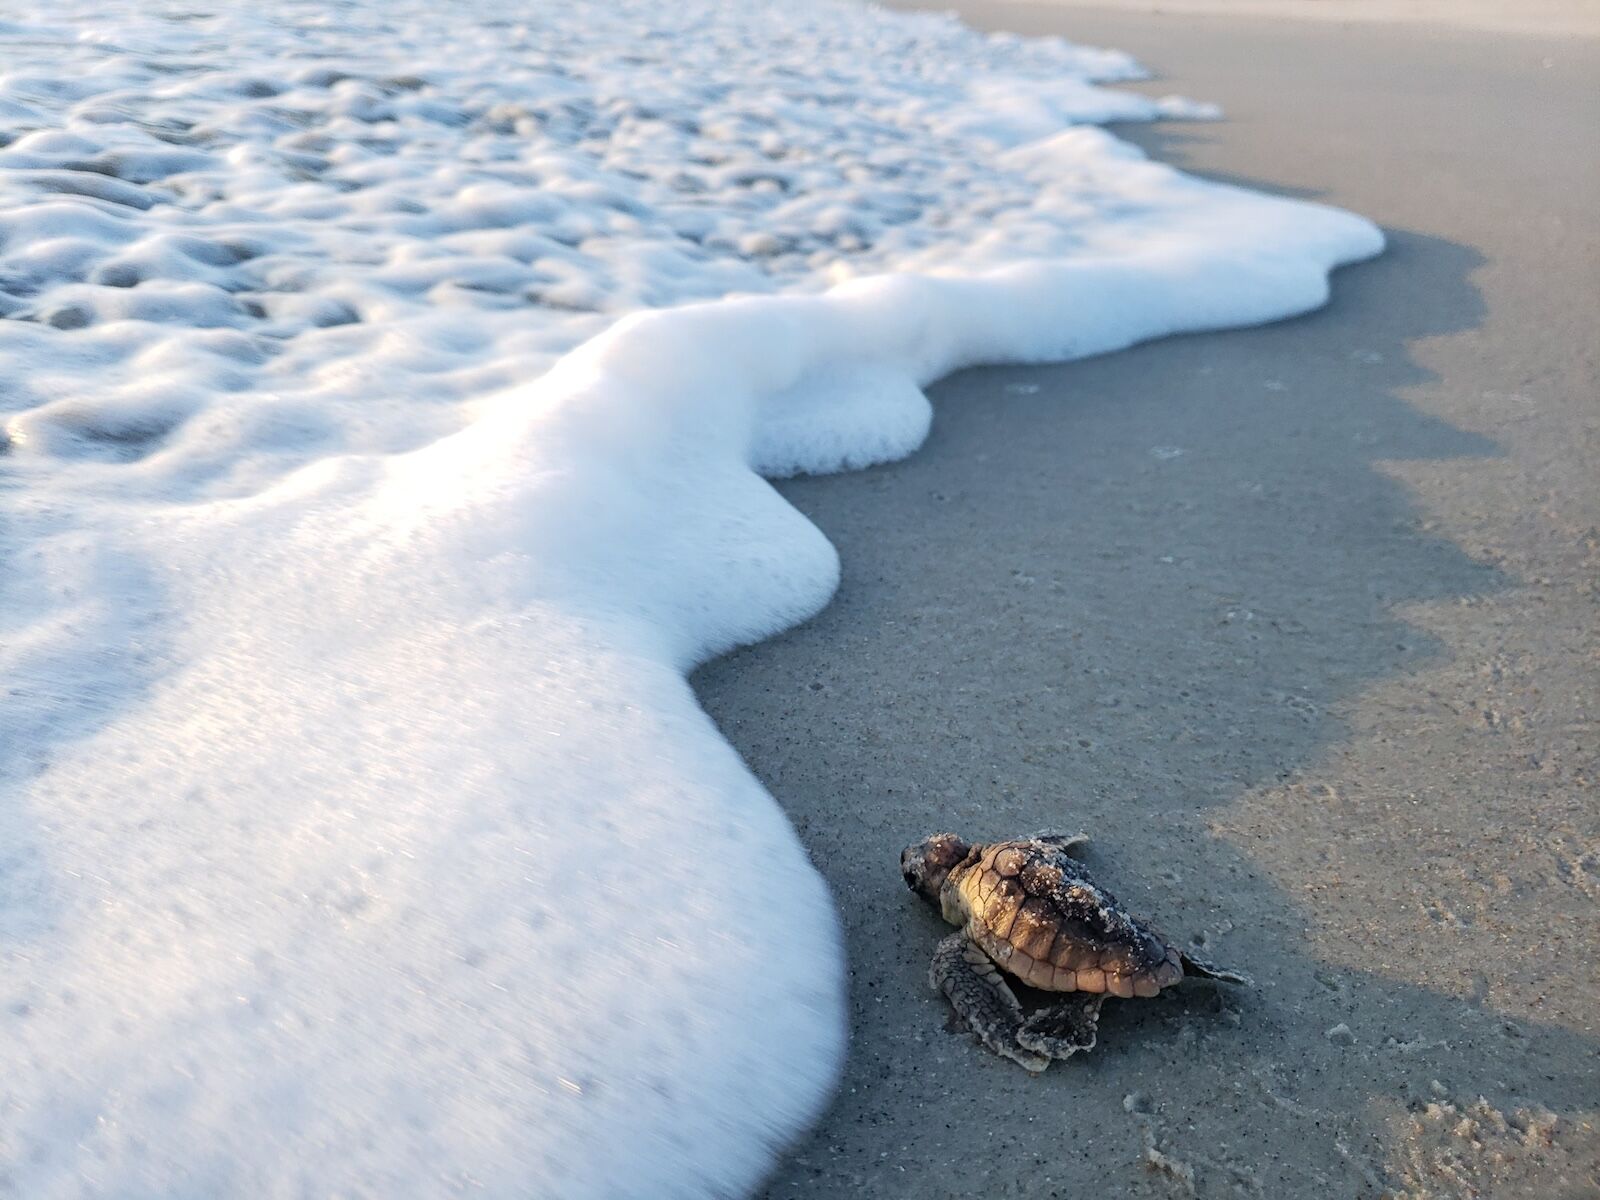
<box><xmin>901</xmin><ymin>833</ymin><xmax>971</xmax><ymax>905</ymax></box>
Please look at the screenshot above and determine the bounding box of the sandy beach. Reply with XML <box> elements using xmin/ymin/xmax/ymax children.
<box><xmin>947</xmin><ymin>0</ymin><xmax>1600</xmax><ymax>38</ymax></box>
<box><xmin>694</xmin><ymin>5</ymin><xmax>1599</xmax><ymax>1197</ymax></box>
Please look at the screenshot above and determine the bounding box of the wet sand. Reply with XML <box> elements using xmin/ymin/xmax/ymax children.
<box><xmin>927</xmin><ymin>0</ymin><xmax>1600</xmax><ymax>38</ymax></box>
<box><xmin>693</xmin><ymin>6</ymin><xmax>1599</xmax><ymax>1197</ymax></box>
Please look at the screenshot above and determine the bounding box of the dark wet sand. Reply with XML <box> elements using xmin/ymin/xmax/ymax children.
<box><xmin>694</xmin><ymin>7</ymin><xmax>1599</xmax><ymax>1197</ymax></box>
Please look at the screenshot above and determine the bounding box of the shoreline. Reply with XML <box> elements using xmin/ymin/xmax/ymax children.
<box><xmin>881</xmin><ymin>0</ymin><xmax>1600</xmax><ymax>39</ymax></box>
<box><xmin>696</xmin><ymin>5</ymin><xmax>1599</xmax><ymax>1196</ymax></box>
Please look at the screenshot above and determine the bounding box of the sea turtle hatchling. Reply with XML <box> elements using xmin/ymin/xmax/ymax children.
<box><xmin>901</xmin><ymin>831</ymin><xmax>1250</xmax><ymax>1072</ymax></box>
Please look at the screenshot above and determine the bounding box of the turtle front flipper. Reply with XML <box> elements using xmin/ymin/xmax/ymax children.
<box><xmin>930</xmin><ymin>933</ymin><xmax>1049</xmax><ymax>1073</ymax></box>
<box><xmin>1179</xmin><ymin>950</ymin><xmax>1252</xmax><ymax>986</ymax></box>
<box><xmin>1017</xmin><ymin>993</ymin><xmax>1104</xmax><ymax>1059</ymax></box>
<box><xmin>1028</xmin><ymin>830</ymin><xmax>1090</xmax><ymax>856</ymax></box>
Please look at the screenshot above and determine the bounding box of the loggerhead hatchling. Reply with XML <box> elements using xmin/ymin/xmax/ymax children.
<box><xmin>901</xmin><ymin>831</ymin><xmax>1249</xmax><ymax>1072</ymax></box>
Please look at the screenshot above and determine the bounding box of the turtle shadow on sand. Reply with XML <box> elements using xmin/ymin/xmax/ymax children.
<box><xmin>693</xmin><ymin>214</ymin><xmax>1599</xmax><ymax>1198</ymax></box>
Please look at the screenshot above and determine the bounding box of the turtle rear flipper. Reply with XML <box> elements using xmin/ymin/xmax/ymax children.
<box><xmin>1180</xmin><ymin>950</ymin><xmax>1252</xmax><ymax>986</ymax></box>
<box><xmin>930</xmin><ymin>933</ymin><xmax>1049</xmax><ymax>1072</ymax></box>
<box><xmin>1017</xmin><ymin>993</ymin><xmax>1103</xmax><ymax>1059</ymax></box>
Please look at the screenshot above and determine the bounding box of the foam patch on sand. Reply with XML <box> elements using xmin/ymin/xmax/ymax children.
<box><xmin>1385</xmin><ymin>1096</ymin><xmax>1600</xmax><ymax>1199</ymax></box>
<box><xmin>0</xmin><ymin>1</ymin><xmax>1381</xmax><ymax>1196</ymax></box>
